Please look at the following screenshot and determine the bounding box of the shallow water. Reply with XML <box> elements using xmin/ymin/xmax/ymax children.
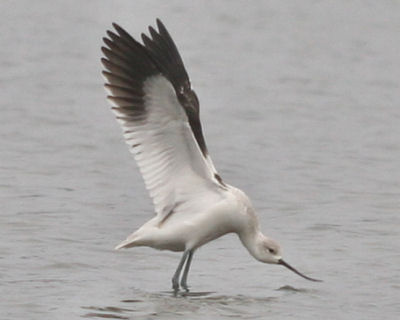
<box><xmin>1</xmin><ymin>1</ymin><xmax>399</xmax><ymax>319</ymax></box>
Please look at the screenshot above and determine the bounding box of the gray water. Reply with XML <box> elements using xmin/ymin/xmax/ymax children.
<box><xmin>1</xmin><ymin>1</ymin><xmax>399</xmax><ymax>319</ymax></box>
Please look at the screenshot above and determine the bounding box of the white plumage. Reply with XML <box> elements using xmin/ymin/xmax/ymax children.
<box><xmin>101</xmin><ymin>19</ymin><xmax>321</xmax><ymax>292</ymax></box>
<box><xmin>112</xmin><ymin>76</ymin><xmax>222</xmax><ymax>222</ymax></box>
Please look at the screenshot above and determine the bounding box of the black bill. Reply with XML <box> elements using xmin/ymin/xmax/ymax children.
<box><xmin>278</xmin><ymin>259</ymin><xmax>322</xmax><ymax>282</ymax></box>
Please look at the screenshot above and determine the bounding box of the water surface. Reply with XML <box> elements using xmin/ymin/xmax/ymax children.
<box><xmin>1</xmin><ymin>1</ymin><xmax>399</xmax><ymax>319</ymax></box>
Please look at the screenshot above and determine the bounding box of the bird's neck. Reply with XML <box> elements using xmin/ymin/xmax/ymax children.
<box><xmin>232</xmin><ymin>190</ymin><xmax>262</xmax><ymax>260</ymax></box>
<box><xmin>238</xmin><ymin>226</ymin><xmax>262</xmax><ymax>261</ymax></box>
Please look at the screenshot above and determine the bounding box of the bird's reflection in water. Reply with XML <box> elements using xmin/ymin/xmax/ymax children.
<box><xmin>82</xmin><ymin>291</ymin><xmax>278</xmax><ymax>319</ymax></box>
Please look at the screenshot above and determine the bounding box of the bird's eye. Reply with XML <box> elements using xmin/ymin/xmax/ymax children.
<box><xmin>268</xmin><ymin>248</ymin><xmax>275</xmax><ymax>254</ymax></box>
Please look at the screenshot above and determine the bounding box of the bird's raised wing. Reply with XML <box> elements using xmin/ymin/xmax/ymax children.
<box><xmin>101</xmin><ymin>20</ymin><xmax>226</xmax><ymax>222</ymax></box>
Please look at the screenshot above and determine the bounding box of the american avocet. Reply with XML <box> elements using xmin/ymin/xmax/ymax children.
<box><xmin>101</xmin><ymin>19</ymin><xmax>321</xmax><ymax>292</ymax></box>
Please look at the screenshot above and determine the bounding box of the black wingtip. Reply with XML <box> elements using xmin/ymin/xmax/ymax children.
<box><xmin>141</xmin><ymin>32</ymin><xmax>151</xmax><ymax>45</ymax></box>
<box><xmin>148</xmin><ymin>25</ymin><xmax>158</xmax><ymax>39</ymax></box>
<box><xmin>102</xmin><ymin>37</ymin><xmax>109</xmax><ymax>45</ymax></box>
<box><xmin>100</xmin><ymin>57</ymin><xmax>109</xmax><ymax>65</ymax></box>
<box><xmin>112</xmin><ymin>22</ymin><xmax>122</xmax><ymax>32</ymax></box>
<box><xmin>100</xmin><ymin>46</ymin><xmax>110</xmax><ymax>55</ymax></box>
<box><xmin>112</xmin><ymin>22</ymin><xmax>137</xmax><ymax>43</ymax></box>
<box><xmin>156</xmin><ymin>18</ymin><xmax>165</xmax><ymax>31</ymax></box>
<box><xmin>111</xmin><ymin>22</ymin><xmax>123</xmax><ymax>37</ymax></box>
<box><xmin>102</xmin><ymin>37</ymin><xmax>113</xmax><ymax>49</ymax></box>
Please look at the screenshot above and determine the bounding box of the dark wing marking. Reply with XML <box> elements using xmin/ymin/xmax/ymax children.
<box><xmin>101</xmin><ymin>20</ymin><xmax>224</xmax><ymax>188</ymax></box>
<box><xmin>101</xmin><ymin>23</ymin><xmax>161</xmax><ymax>116</ymax></box>
<box><xmin>139</xmin><ymin>19</ymin><xmax>209</xmax><ymax>158</ymax></box>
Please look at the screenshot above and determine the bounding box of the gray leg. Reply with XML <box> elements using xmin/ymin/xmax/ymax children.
<box><xmin>180</xmin><ymin>250</ymin><xmax>194</xmax><ymax>291</ymax></box>
<box><xmin>172</xmin><ymin>251</ymin><xmax>189</xmax><ymax>292</ymax></box>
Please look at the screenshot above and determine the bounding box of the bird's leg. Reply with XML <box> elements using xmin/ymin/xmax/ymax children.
<box><xmin>180</xmin><ymin>250</ymin><xmax>194</xmax><ymax>291</ymax></box>
<box><xmin>172</xmin><ymin>251</ymin><xmax>189</xmax><ymax>292</ymax></box>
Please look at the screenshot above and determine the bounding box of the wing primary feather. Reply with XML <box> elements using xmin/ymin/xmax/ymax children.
<box><xmin>104</xmin><ymin>83</ymin><xmax>143</xmax><ymax>98</ymax></box>
<box><xmin>101</xmin><ymin>20</ymin><xmax>227</xmax><ymax>221</ymax></box>
<box><xmin>102</xmin><ymin>71</ymin><xmax>134</xmax><ymax>88</ymax></box>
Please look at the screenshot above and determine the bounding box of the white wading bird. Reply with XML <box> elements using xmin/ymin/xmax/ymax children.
<box><xmin>101</xmin><ymin>19</ymin><xmax>321</xmax><ymax>292</ymax></box>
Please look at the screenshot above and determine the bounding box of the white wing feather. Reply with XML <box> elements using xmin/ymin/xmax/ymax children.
<box><xmin>110</xmin><ymin>75</ymin><xmax>223</xmax><ymax>220</ymax></box>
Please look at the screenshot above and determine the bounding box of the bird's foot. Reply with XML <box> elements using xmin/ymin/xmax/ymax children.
<box><xmin>180</xmin><ymin>280</ymin><xmax>189</xmax><ymax>292</ymax></box>
<box><xmin>172</xmin><ymin>277</ymin><xmax>180</xmax><ymax>293</ymax></box>
<box><xmin>172</xmin><ymin>280</ymin><xmax>190</xmax><ymax>294</ymax></box>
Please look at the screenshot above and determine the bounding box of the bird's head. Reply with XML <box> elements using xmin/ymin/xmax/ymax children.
<box><xmin>254</xmin><ymin>235</ymin><xmax>282</xmax><ymax>264</ymax></box>
<box><xmin>253</xmin><ymin>233</ymin><xmax>322</xmax><ymax>282</ymax></box>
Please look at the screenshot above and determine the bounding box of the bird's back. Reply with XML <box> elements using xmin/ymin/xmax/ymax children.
<box><xmin>127</xmin><ymin>185</ymin><xmax>256</xmax><ymax>251</ymax></box>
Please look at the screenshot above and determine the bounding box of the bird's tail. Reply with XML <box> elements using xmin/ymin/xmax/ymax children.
<box><xmin>114</xmin><ymin>234</ymin><xmax>139</xmax><ymax>250</ymax></box>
